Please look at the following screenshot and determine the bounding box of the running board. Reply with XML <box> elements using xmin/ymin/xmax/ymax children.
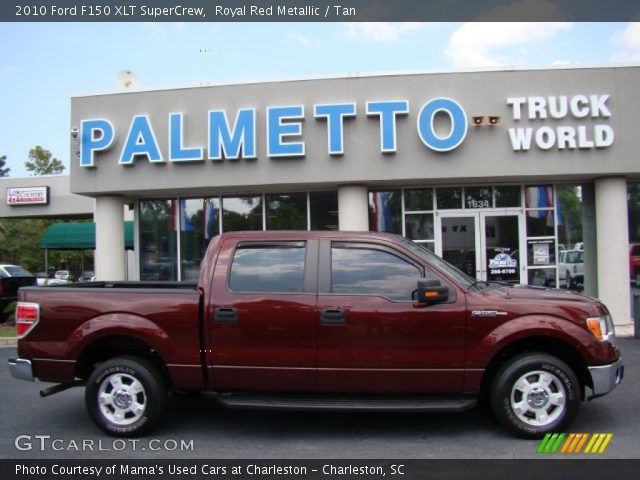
<box><xmin>215</xmin><ymin>394</ymin><xmax>477</xmax><ymax>413</ymax></box>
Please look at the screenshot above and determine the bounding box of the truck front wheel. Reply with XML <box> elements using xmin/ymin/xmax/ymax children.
<box><xmin>490</xmin><ymin>353</ymin><xmax>581</xmax><ymax>438</ymax></box>
<box><xmin>85</xmin><ymin>356</ymin><xmax>167</xmax><ymax>437</ymax></box>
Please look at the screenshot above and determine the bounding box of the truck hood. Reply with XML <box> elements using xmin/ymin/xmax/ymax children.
<box><xmin>470</xmin><ymin>283</ymin><xmax>606</xmax><ymax>320</ymax></box>
<box><xmin>503</xmin><ymin>284</ymin><xmax>598</xmax><ymax>304</ymax></box>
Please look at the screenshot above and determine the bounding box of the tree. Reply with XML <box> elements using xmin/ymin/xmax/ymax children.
<box><xmin>25</xmin><ymin>146</ymin><xmax>65</xmax><ymax>175</ymax></box>
<box><xmin>0</xmin><ymin>218</ymin><xmax>92</xmax><ymax>276</ymax></box>
<box><xmin>0</xmin><ymin>155</ymin><xmax>9</xmax><ymax>177</ymax></box>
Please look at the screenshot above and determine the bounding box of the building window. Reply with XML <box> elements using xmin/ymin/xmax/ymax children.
<box><xmin>229</xmin><ymin>242</ymin><xmax>306</xmax><ymax>293</ymax></box>
<box><xmin>266</xmin><ymin>193</ymin><xmax>307</xmax><ymax>230</ymax></box>
<box><xmin>464</xmin><ymin>186</ymin><xmax>492</xmax><ymax>209</ymax></box>
<box><xmin>368</xmin><ymin>190</ymin><xmax>402</xmax><ymax>234</ymax></box>
<box><xmin>139</xmin><ymin>199</ymin><xmax>178</xmax><ymax>281</ymax></box>
<box><xmin>436</xmin><ymin>187</ymin><xmax>463</xmax><ymax>209</ymax></box>
<box><xmin>404</xmin><ymin>188</ymin><xmax>433</xmax><ymax>211</ymax></box>
<box><xmin>140</xmin><ymin>190</ymin><xmax>340</xmax><ymax>281</ymax></box>
<box><xmin>180</xmin><ymin>198</ymin><xmax>219</xmax><ymax>281</ymax></box>
<box><xmin>404</xmin><ymin>213</ymin><xmax>434</xmax><ymax>241</ymax></box>
<box><xmin>628</xmin><ymin>183</ymin><xmax>640</xmax><ymax>243</ymax></box>
<box><xmin>524</xmin><ymin>185</ymin><xmax>557</xmax><ymax>288</ymax></box>
<box><xmin>494</xmin><ymin>185</ymin><xmax>521</xmax><ymax>208</ymax></box>
<box><xmin>525</xmin><ymin>185</ymin><xmax>555</xmax><ymax>237</ymax></box>
<box><xmin>222</xmin><ymin>195</ymin><xmax>263</xmax><ymax>232</ymax></box>
<box><xmin>331</xmin><ymin>243</ymin><xmax>420</xmax><ymax>301</ymax></box>
<box><xmin>310</xmin><ymin>191</ymin><xmax>338</xmax><ymax>230</ymax></box>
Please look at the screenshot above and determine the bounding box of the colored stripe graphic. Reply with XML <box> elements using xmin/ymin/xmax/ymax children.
<box><xmin>559</xmin><ymin>433</ymin><xmax>589</xmax><ymax>453</ymax></box>
<box><xmin>584</xmin><ymin>433</ymin><xmax>613</xmax><ymax>454</ymax></box>
<box><xmin>537</xmin><ymin>433</ymin><xmax>613</xmax><ymax>454</ymax></box>
<box><xmin>537</xmin><ymin>433</ymin><xmax>565</xmax><ymax>453</ymax></box>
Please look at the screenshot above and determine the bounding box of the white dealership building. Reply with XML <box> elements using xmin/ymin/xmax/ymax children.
<box><xmin>1</xmin><ymin>64</ymin><xmax>638</xmax><ymax>327</ymax></box>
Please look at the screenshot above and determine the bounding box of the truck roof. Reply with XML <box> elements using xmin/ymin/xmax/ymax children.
<box><xmin>217</xmin><ymin>230</ymin><xmax>406</xmax><ymax>242</ymax></box>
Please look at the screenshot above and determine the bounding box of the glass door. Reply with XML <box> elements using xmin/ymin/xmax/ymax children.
<box><xmin>436</xmin><ymin>213</ymin><xmax>481</xmax><ymax>279</ymax></box>
<box><xmin>480</xmin><ymin>213</ymin><xmax>525</xmax><ymax>284</ymax></box>
<box><xmin>437</xmin><ymin>211</ymin><xmax>525</xmax><ymax>283</ymax></box>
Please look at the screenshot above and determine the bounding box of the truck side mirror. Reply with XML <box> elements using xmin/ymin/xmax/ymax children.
<box><xmin>416</xmin><ymin>278</ymin><xmax>449</xmax><ymax>305</ymax></box>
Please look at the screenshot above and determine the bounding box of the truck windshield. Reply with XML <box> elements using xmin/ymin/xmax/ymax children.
<box><xmin>401</xmin><ymin>239</ymin><xmax>475</xmax><ymax>289</ymax></box>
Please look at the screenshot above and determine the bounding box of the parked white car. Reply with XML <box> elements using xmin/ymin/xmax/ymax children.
<box><xmin>54</xmin><ymin>270</ymin><xmax>72</xmax><ymax>281</ymax></box>
<box><xmin>559</xmin><ymin>250</ymin><xmax>584</xmax><ymax>290</ymax></box>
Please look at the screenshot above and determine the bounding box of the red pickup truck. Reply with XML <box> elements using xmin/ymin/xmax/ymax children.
<box><xmin>8</xmin><ymin>231</ymin><xmax>623</xmax><ymax>438</ymax></box>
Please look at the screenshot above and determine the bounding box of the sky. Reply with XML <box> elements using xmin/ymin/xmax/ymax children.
<box><xmin>2</xmin><ymin>21</ymin><xmax>640</xmax><ymax>177</ymax></box>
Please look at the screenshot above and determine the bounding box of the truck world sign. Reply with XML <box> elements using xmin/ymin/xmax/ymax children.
<box><xmin>78</xmin><ymin>93</ymin><xmax>613</xmax><ymax>168</ymax></box>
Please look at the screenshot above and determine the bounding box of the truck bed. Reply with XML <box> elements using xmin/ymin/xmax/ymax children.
<box><xmin>17</xmin><ymin>283</ymin><xmax>202</xmax><ymax>388</ymax></box>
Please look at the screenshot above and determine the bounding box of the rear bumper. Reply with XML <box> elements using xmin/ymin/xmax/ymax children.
<box><xmin>8</xmin><ymin>358</ymin><xmax>34</xmax><ymax>382</ymax></box>
<box><xmin>588</xmin><ymin>357</ymin><xmax>624</xmax><ymax>400</ymax></box>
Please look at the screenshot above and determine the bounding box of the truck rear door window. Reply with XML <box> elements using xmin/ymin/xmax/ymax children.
<box><xmin>331</xmin><ymin>244</ymin><xmax>420</xmax><ymax>301</ymax></box>
<box><xmin>229</xmin><ymin>242</ymin><xmax>306</xmax><ymax>293</ymax></box>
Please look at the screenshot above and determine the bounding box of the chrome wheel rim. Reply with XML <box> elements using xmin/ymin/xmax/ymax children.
<box><xmin>510</xmin><ymin>370</ymin><xmax>566</xmax><ymax>427</ymax></box>
<box><xmin>98</xmin><ymin>373</ymin><xmax>146</xmax><ymax>425</ymax></box>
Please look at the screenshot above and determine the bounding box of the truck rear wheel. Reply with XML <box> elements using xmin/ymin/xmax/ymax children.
<box><xmin>85</xmin><ymin>356</ymin><xmax>167</xmax><ymax>437</ymax></box>
<box><xmin>490</xmin><ymin>353</ymin><xmax>580</xmax><ymax>438</ymax></box>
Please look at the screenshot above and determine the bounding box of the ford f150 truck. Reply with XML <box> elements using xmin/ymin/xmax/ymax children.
<box><xmin>8</xmin><ymin>231</ymin><xmax>623</xmax><ymax>438</ymax></box>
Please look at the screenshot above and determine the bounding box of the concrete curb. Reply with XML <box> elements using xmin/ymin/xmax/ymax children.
<box><xmin>0</xmin><ymin>337</ymin><xmax>17</xmax><ymax>348</ymax></box>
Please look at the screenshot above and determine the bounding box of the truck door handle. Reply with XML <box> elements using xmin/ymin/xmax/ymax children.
<box><xmin>214</xmin><ymin>307</ymin><xmax>238</xmax><ymax>324</ymax></box>
<box><xmin>320</xmin><ymin>308</ymin><xmax>345</xmax><ymax>325</ymax></box>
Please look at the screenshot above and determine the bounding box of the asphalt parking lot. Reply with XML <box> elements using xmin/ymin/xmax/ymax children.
<box><xmin>0</xmin><ymin>339</ymin><xmax>637</xmax><ymax>461</ymax></box>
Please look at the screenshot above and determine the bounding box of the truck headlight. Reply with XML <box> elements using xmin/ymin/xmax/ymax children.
<box><xmin>586</xmin><ymin>314</ymin><xmax>615</xmax><ymax>342</ymax></box>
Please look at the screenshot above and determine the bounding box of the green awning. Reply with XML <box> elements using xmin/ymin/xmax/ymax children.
<box><xmin>40</xmin><ymin>222</ymin><xmax>134</xmax><ymax>250</ymax></box>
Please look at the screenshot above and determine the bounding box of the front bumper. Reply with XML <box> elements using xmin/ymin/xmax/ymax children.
<box><xmin>588</xmin><ymin>356</ymin><xmax>624</xmax><ymax>400</ymax></box>
<box><xmin>8</xmin><ymin>358</ymin><xmax>34</xmax><ymax>382</ymax></box>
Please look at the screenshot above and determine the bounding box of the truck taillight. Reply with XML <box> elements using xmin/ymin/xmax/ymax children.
<box><xmin>16</xmin><ymin>302</ymin><xmax>40</xmax><ymax>338</ymax></box>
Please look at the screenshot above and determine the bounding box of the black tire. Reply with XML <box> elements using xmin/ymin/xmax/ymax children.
<box><xmin>490</xmin><ymin>353</ymin><xmax>580</xmax><ymax>439</ymax></box>
<box><xmin>85</xmin><ymin>355</ymin><xmax>168</xmax><ymax>437</ymax></box>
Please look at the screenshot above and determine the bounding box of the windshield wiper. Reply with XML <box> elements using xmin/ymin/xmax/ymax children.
<box><xmin>468</xmin><ymin>279</ymin><xmax>490</xmax><ymax>291</ymax></box>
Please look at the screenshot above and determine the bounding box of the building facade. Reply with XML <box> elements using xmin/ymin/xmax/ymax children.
<box><xmin>34</xmin><ymin>65</ymin><xmax>640</xmax><ymax>327</ymax></box>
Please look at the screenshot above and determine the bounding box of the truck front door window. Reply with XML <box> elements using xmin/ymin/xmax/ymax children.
<box><xmin>331</xmin><ymin>245</ymin><xmax>420</xmax><ymax>301</ymax></box>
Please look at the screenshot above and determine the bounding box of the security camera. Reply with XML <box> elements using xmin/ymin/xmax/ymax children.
<box><xmin>70</xmin><ymin>126</ymin><xmax>79</xmax><ymax>140</ymax></box>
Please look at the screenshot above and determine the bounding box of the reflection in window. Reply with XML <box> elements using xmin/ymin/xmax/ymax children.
<box><xmin>331</xmin><ymin>245</ymin><xmax>420</xmax><ymax>301</ymax></box>
<box><xmin>140</xmin><ymin>199</ymin><xmax>178</xmax><ymax>281</ymax></box>
<box><xmin>527</xmin><ymin>268</ymin><xmax>557</xmax><ymax>288</ymax></box>
<box><xmin>436</xmin><ymin>187</ymin><xmax>463</xmax><ymax>209</ymax></box>
<box><xmin>310</xmin><ymin>191</ymin><xmax>338</xmax><ymax>230</ymax></box>
<box><xmin>526</xmin><ymin>210</ymin><xmax>555</xmax><ymax>237</ymax></box>
<box><xmin>495</xmin><ymin>186</ymin><xmax>521</xmax><ymax>208</ymax></box>
<box><xmin>465</xmin><ymin>186</ymin><xmax>492</xmax><ymax>209</ymax></box>
<box><xmin>229</xmin><ymin>243</ymin><xmax>305</xmax><ymax>293</ymax></box>
<box><xmin>266</xmin><ymin>193</ymin><xmax>307</xmax><ymax>230</ymax></box>
<box><xmin>405</xmin><ymin>213</ymin><xmax>434</xmax><ymax>240</ymax></box>
<box><xmin>369</xmin><ymin>190</ymin><xmax>402</xmax><ymax>234</ymax></box>
<box><xmin>404</xmin><ymin>188</ymin><xmax>433</xmax><ymax>211</ymax></box>
<box><xmin>556</xmin><ymin>185</ymin><xmax>583</xmax><ymax>250</ymax></box>
<box><xmin>222</xmin><ymin>196</ymin><xmax>263</xmax><ymax>232</ymax></box>
<box><xmin>630</xmin><ymin>183</ymin><xmax>640</xmax><ymax>243</ymax></box>
<box><xmin>180</xmin><ymin>198</ymin><xmax>219</xmax><ymax>281</ymax></box>
<box><xmin>525</xmin><ymin>185</ymin><xmax>554</xmax><ymax>209</ymax></box>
